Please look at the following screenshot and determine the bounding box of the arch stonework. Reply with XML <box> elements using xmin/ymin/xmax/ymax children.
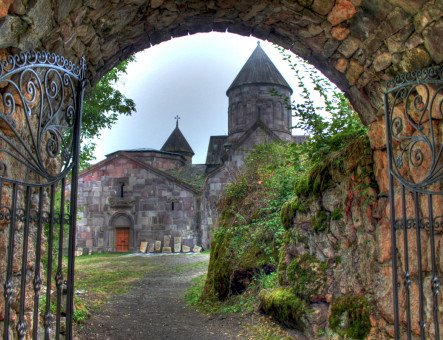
<box><xmin>0</xmin><ymin>0</ymin><xmax>443</xmax><ymax>337</ymax></box>
<box><xmin>0</xmin><ymin>0</ymin><xmax>441</xmax><ymax>126</ymax></box>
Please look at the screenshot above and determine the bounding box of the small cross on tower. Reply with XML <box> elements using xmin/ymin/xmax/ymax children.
<box><xmin>175</xmin><ymin>114</ymin><xmax>180</xmax><ymax>128</ymax></box>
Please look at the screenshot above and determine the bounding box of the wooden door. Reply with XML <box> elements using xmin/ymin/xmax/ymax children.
<box><xmin>115</xmin><ymin>227</ymin><xmax>130</xmax><ymax>252</ymax></box>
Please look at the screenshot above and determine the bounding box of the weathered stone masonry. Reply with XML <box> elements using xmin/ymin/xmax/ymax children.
<box><xmin>1</xmin><ymin>0</ymin><xmax>443</xmax><ymax>337</ymax></box>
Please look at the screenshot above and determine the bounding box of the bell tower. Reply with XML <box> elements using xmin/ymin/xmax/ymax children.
<box><xmin>226</xmin><ymin>42</ymin><xmax>293</xmax><ymax>143</ymax></box>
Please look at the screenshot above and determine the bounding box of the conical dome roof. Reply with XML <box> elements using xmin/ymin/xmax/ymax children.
<box><xmin>161</xmin><ymin>121</ymin><xmax>194</xmax><ymax>157</ymax></box>
<box><xmin>227</xmin><ymin>42</ymin><xmax>292</xmax><ymax>94</ymax></box>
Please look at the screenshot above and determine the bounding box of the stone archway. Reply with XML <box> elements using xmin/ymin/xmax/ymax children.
<box><xmin>109</xmin><ymin>212</ymin><xmax>135</xmax><ymax>252</ymax></box>
<box><xmin>1</xmin><ymin>0</ymin><xmax>441</xmax><ymax>127</ymax></box>
<box><xmin>1</xmin><ymin>0</ymin><xmax>443</xmax><ymax>338</ymax></box>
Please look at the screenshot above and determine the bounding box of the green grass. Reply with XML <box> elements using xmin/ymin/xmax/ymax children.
<box><xmin>172</xmin><ymin>259</ymin><xmax>209</xmax><ymax>273</ymax></box>
<box><xmin>73</xmin><ymin>253</ymin><xmax>159</xmax><ymax>321</ymax></box>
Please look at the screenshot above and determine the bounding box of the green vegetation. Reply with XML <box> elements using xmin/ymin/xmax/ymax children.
<box><xmin>197</xmin><ymin>48</ymin><xmax>373</xmax><ymax>335</ymax></box>
<box><xmin>258</xmin><ymin>288</ymin><xmax>307</xmax><ymax>330</ymax></box>
<box><xmin>286</xmin><ymin>254</ymin><xmax>327</xmax><ymax>301</ymax></box>
<box><xmin>329</xmin><ymin>295</ymin><xmax>371</xmax><ymax>339</ymax></box>
<box><xmin>80</xmin><ymin>57</ymin><xmax>136</xmax><ymax>169</ymax></box>
<box><xmin>203</xmin><ymin>142</ymin><xmax>303</xmax><ymax>301</ymax></box>
<box><xmin>311</xmin><ymin>210</ymin><xmax>329</xmax><ymax>233</ymax></box>
<box><xmin>72</xmin><ymin>253</ymin><xmax>156</xmax><ymax>322</ymax></box>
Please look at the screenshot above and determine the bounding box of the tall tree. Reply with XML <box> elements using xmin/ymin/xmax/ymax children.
<box><xmin>80</xmin><ymin>57</ymin><xmax>136</xmax><ymax>169</ymax></box>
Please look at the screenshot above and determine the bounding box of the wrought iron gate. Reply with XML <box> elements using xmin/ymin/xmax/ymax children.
<box><xmin>385</xmin><ymin>66</ymin><xmax>442</xmax><ymax>339</ymax></box>
<box><xmin>0</xmin><ymin>51</ymin><xmax>86</xmax><ymax>339</ymax></box>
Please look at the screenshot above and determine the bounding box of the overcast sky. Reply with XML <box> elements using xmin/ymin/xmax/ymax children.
<box><xmin>91</xmin><ymin>32</ymin><xmax>322</xmax><ymax>164</ymax></box>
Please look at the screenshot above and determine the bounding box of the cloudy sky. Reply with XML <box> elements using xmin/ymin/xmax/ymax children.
<box><xmin>91</xmin><ymin>32</ymin><xmax>323</xmax><ymax>164</ymax></box>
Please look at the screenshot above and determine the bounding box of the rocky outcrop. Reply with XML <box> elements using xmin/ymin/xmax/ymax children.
<box><xmin>278</xmin><ymin>133</ymin><xmax>443</xmax><ymax>338</ymax></box>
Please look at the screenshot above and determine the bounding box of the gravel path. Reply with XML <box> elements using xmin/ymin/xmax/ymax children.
<box><xmin>76</xmin><ymin>254</ymin><xmax>243</xmax><ymax>340</ymax></box>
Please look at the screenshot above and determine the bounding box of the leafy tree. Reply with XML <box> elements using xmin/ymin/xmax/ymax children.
<box><xmin>80</xmin><ymin>57</ymin><xmax>136</xmax><ymax>169</ymax></box>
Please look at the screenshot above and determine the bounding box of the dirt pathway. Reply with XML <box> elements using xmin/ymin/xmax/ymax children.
<box><xmin>76</xmin><ymin>254</ymin><xmax>243</xmax><ymax>340</ymax></box>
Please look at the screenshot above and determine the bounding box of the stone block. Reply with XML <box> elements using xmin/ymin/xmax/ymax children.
<box><xmin>162</xmin><ymin>247</ymin><xmax>172</xmax><ymax>253</ymax></box>
<box><xmin>192</xmin><ymin>246</ymin><xmax>202</xmax><ymax>253</ymax></box>
<box><xmin>327</xmin><ymin>0</ymin><xmax>356</xmax><ymax>26</ymax></box>
<box><xmin>147</xmin><ymin>243</ymin><xmax>155</xmax><ymax>253</ymax></box>
<box><xmin>139</xmin><ymin>241</ymin><xmax>148</xmax><ymax>253</ymax></box>
<box><xmin>174</xmin><ymin>243</ymin><xmax>181</xmax><ymax>253</ymax></box>
<box><xmin>163</xmin><ymin>235</ymin><xmax>171</xmax><ymax>247</ymax></box>
<box><xmin>182</xmin><ymin>245</ymin><xmax>191</xmax><ymax>253</ymax></box>
<box><xmin>154</xmin><ymin>240</ymin><xmax>161</xmax><ymax>252</ymax></box>
<box><xmin>423</xmin><ymin>21</ymin><xmax>443</xmax><ymax>63</ymax></box>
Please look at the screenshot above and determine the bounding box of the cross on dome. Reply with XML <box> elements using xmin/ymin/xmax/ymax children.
<box><xmin>174</xmin><ymin>114</ymin><xmax>180</xmax><ymax>127</ymax></box>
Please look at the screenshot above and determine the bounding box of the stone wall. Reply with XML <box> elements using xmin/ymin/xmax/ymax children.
<box><xmin>77</xmin><ymin>154</ymin><xmax>200</xmax><ymax>252</ymax></box>
<box><xmin>279</xmin><ymin>132</ymin><xmax>443</xmax><ymax>337</ymax></box>
<box><xmin>1</xmin><ymin>0</ymin><xmax>442</xmax><ymax>128</ymax></box>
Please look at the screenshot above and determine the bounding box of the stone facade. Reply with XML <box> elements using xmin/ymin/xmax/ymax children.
<box><xmin>76</xmin><ymin>43</ymin><xmax>302</xmax><ymax>252</ymax></box>
<box><xmin>77</xmin><ymin>153</ymin><xmax>199</xmax><ymax>252</ymax></box>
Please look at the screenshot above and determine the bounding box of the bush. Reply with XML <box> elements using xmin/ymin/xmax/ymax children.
<box><xmin>258</xmin><ymin>288</ymin><xmax>307</xmax><ymax>330</ymax></box>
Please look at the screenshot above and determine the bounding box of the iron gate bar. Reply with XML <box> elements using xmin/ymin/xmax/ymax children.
<box><xmin>413</xmin><ymin>190</ymin><xmax>425</xmax><ymax>339</ymax></box>
<box><xmin>401</xmin><ymin>185</ymin><xmax>412</xmax><ymax>340</ymax></box>
<box><xmin>55</xmin><ymin>178</ymin><xmax>66</xmax><ymax>340</ymax></box>
<box><xmin>32</xmin><ymin>187</ymin><xmax>44</xmax><ymax>340</ymax></box>
<box><xmin>428</xmin><ymin>193</ymin><xmax>441</xmax><ymax>337</ymax></box>
<box><xmin>65</xmin><ymin>60</ymin><xmax>85</xmax><ymax>340</ymax></box>
<box><xmin>17</xmin><ymin>185</ymin><xmax>31</xmax><ymax>339</ymax></box>
<box><xmin>385</xmin><ymin>65</ymin><xmax>443</xmax><ymax>340</ymax></box>
<box><xmin>0</xmin><ymin>51</ymin><xmax>86</xmax><ymax>340</ymax></box>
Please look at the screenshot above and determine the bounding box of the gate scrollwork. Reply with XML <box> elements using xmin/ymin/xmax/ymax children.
<box><xmin>385</xmin><ymin>65</ymin><xmax>443</xmax><ymax>340</ymax></box>
<box><xmin>0</xmin><ymin>51</ymin><xmax>86</xmax><ymax>340</ymax></box>
<box><xmin>0</xmin><ymin>50</ymin><xmax>86</xmax><ymax>185</ymax></box>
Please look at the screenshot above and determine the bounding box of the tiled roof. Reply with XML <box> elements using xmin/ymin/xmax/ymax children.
<box><xmin>161</xmin><ymin>125</ymin><xmax>195</xmax><ymax>156</ymax></box>
<box><xmin>205</xmin><ymin>135</ymin><xmax>228</xmax><ymax>165</ymax></box>
<box><xmin>227</xmin><ymin>42</ymin><xmax>292</xmax><ymax>94</ymax></box>
<box><xmin>165</xmin><ymin>164</ymin><xmax>207</xmax><ymax>190</ymax></box>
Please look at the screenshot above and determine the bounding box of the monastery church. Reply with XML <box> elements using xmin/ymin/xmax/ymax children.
<box><xmin>76</xmin><ymin>42</ymin><xmax>305</xmax><ymax>253</ymax></box>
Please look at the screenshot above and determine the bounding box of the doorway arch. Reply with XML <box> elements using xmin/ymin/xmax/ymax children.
<box><xmin>110</xmin><ymin>213</ymin><xmax>134</xmax><ymax>252</ymax></box>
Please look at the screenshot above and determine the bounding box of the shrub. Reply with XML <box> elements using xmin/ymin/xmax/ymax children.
<box><xmin>258</xmin><ymin>287</ymin><xmax>307</xmax><ymax>330</ymax></box>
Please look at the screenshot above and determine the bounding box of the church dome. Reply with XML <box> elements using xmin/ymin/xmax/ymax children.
<box><xmin>161</xmin><ymin>120</ymin><xmax>194</xmax><ymax>161</ymax></box>
<box><xmin>226</xmin><ymin>42</ymin><xmax>292</xmax><ymax>95</ymax></box>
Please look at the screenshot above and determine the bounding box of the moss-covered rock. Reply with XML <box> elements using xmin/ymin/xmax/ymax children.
<box><xmin>329</xmin><ymin>295</ymin><xmax>371</xmax><ymax>339</ymax></box>
<box><xmin>258</xmin><ymin>287</ymin><xmax>307</xmax><ymax>330</ymax></box>
<box><xmin>280</xmin><ymin>197</ymin><xmax>299</xmax><ymax>229</ymax></box>
<box><xmin>202</xmin><ymin>230</ymin><xmax>233</xmax><ymax>300</ymax></box>
<box><xmin>311</xmin><ymin>210</ymin><xmax>329</xmax><ymax>232</ymax></box>
<box><xmin>286</xmin><ymin>254</ymin><xmax>327</xmax><ymax>301</ymax></box>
